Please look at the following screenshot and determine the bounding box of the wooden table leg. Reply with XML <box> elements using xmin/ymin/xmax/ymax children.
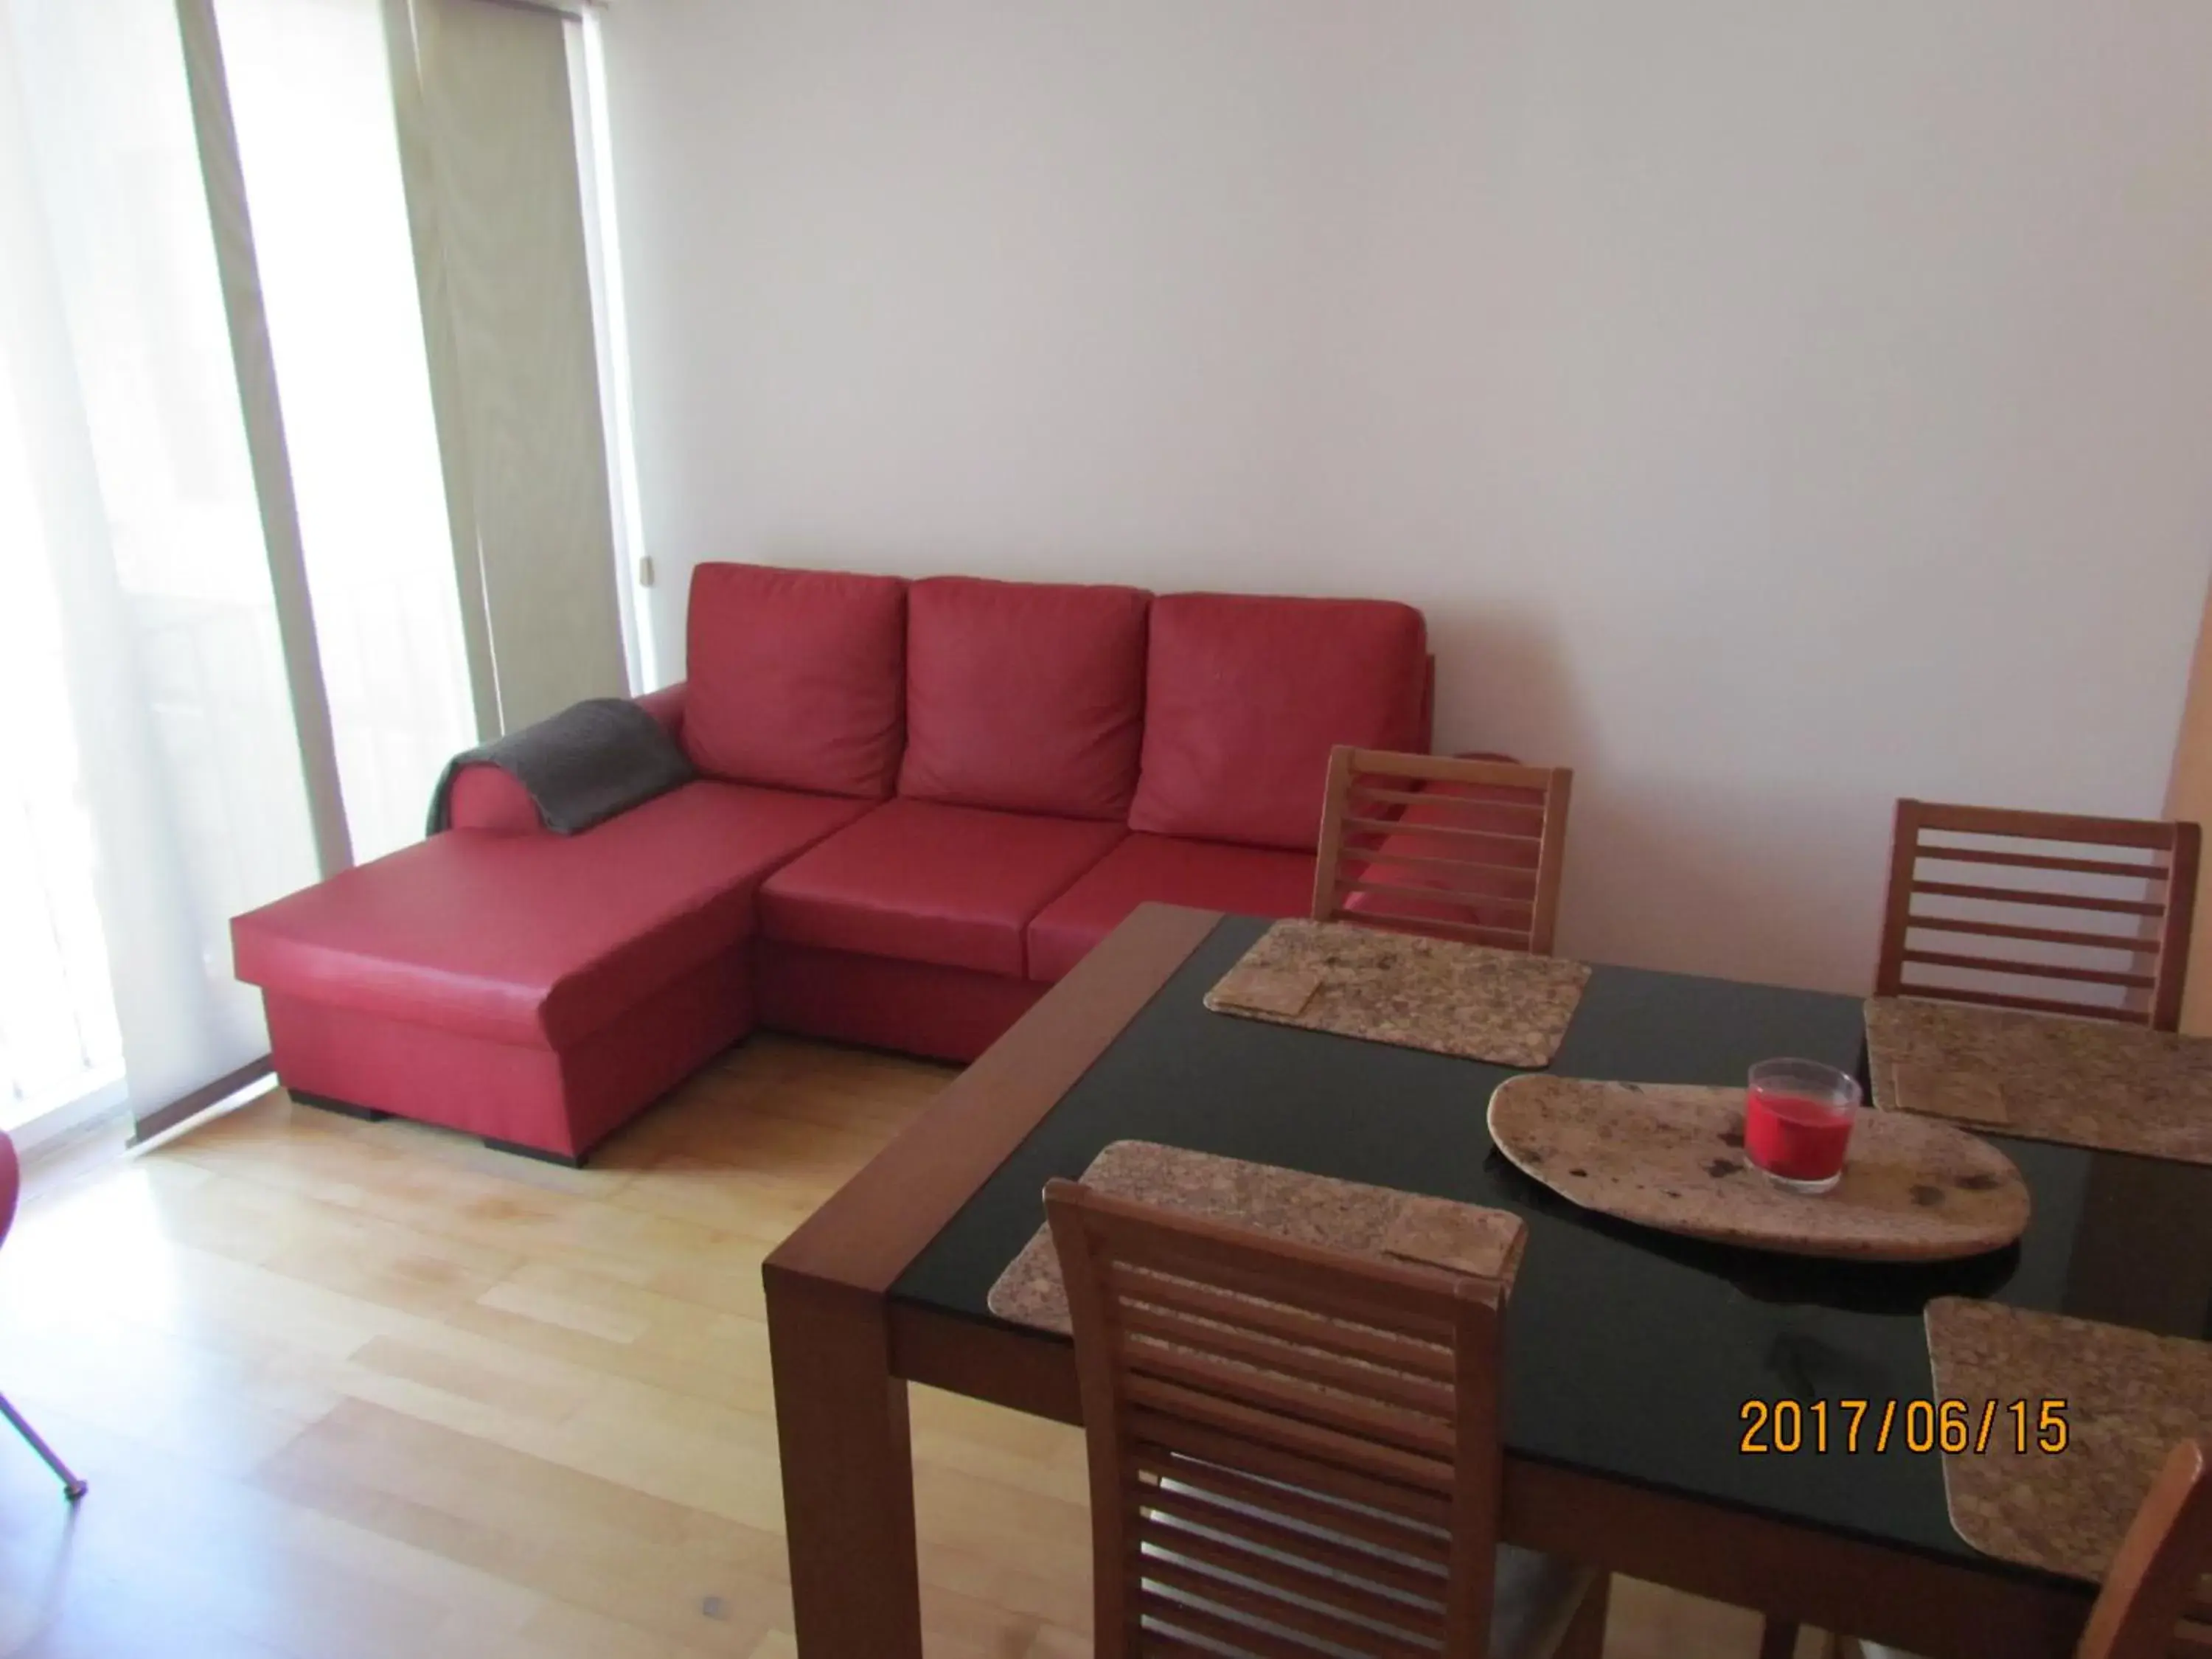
<box><xmin>765</xmin><ymin>1267</ymin><xmax>922</xmax><ymax>1659</ymax></box>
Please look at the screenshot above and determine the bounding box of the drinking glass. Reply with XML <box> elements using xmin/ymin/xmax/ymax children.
<box><xmin>1744</xmin><ymin>1057</ymin><xmax>1861</xmax><ymax>1194</ymax></box>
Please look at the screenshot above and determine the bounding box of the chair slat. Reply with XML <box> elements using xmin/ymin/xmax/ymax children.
<box><xmin>1117</xmin><ymin>1300</ymin><xmax>1460</xmax><ymax>1416</ymax></box>
<box><xmin>1898</xmin><ymin>948</ymin><xmax>2155</xmax><ymax>990</ymax></box>
<box><xmin>1138</xmin><ymin>1553</ymin><xmax>1441</xmax><ymax>1659</ymax></box>
<box><xmin>1915</xmin><ymin>845</ymin><xmax>2172</xmax><ymax>880</ymax></box>
<box><xmin>1123</xmin><ymin>1340</ymin><xmax>1455</xmax><ymax>1458</ymax></box>
<box><xmin>1338</xmin><ymin>813</ymin><xmax>1540</xmax><ymax>848</ymax></box>
<box><xmin>1334</xmin><ymin>876</ymin><xmax>1536</xmax><ymax>917</ymax></box>
<box><xmin>1348</xmin><ymin>783</ymin><xmax>1546</xmax><ymax>821</ymax></box>
<box><xmin>1107</xmin><ymin>1249</ymin><xmax>1464</xmax><ymax>1340</ymax></box>
<box><xmin>1138</xmin><ymin>1478</ymin><xmax>1451</xmax><ymax>1599</ymax></box>
<box><xmin>1136</xmin><ymin>1517</ymin><xmax>1446</xmax><ymax>1641</ymax></box>
<box><xmin>1891</xmin><ymin>981</ymin><xmax>2138</xmax><ymax>1022</ymax></box>
<box><xmin>1126</xmin><ymin>1376</ymin><xmax>1455</xmax><ymax>1494</ymax></box>
<box><xmin>1135</xmin><ymin>1586</ymin><xmax>1352</xmax><ymax>1659</ymax></box>
<box><xmin>1130</xmin><ymin>1397</ymin><xmax>1456</xmax><ymax>1529</ymax></box>
<box><xmin>1135</xmin><ymin>1453</ymin><xmax>1454</xmax><ymax>1566</ymax></box>
<box><xmin>1911</xmin><ymin>802</ymin><xmax>2185</xmax><ymax>847</ymax></box>
<box><xmin>1910</xmin><ymin>879</ymin><xmax>2164</xmax><ymax>917</ymax></box>
<box><xmin>1337</xmin><ymin>845</ymin><xmax>1540</xmax><ymax>883</ymax></box>
<box><xmin>1905</xmin><ymin>914</ymin><xmax>2157</xmax><ymax>953</ymax></box>
<box><xmin>1105</xmin><ymin>1267</ymin><xmax>1457</xmax><ymax>1371</ymax></box>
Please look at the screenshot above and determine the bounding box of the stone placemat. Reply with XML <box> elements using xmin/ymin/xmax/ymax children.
<box><xmin>1486</xmin><ymin>1076</ymin><xmax>2029</xmax><ymax>1261</ymax></box>
<box><xmin>1866</xmin><ymin>997</ymin><xmax>2212</xmax><ymax>1168</ymax></box>
<box><xmin>1203</xmin><ymin>919</ymin><xmax>1591</xmax><ymax>1069</ymax></box>
<box><xmin>1924</xmin><ymin>1298</ymin><xmax>2212</xmax><ymax>1582</ymax></box>
<box><xmin>986</xmin><ymin>1140</ymin><xmax>1528</xmax><ymax>1336</ymax></box>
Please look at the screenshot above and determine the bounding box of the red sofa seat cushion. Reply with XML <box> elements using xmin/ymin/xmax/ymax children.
<box><xmin>1340</xmin><ymin>775</ymin><xmax>1544</xmax><ymax>939</ymax></box>
<box><xmin>232</xmin><ymin>782</ymin><xmax>872</xmax><ymax>1048</ymax></box>
<box><xmin>684</xmin><ymin>563</ymin><xmax>906</xmax><ymax>798</ymax></box>
<box><xmin>1128</xmin><ymin>593</ymin><xmax>1427</xmax><ymax>852</ymax></box>
<box><xmin>757</xmin><ymin>798</ymin><xmax>1124</xmax><ymax>978</ymax></box>
<box><xmin>898</xmin><ymin>576</ymin><xmax>1150</xmax><ymax>820</ymax></box>
<box><xmin>1026</xmin><ymin>833</ymin><xmax>1315</xmax><ymax>983</ymax></box>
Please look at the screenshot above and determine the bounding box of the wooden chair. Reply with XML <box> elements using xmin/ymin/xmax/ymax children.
<box><xmin>1850</xmin><ymin>1438</ymin><xmax>2210</xmax><ymax>1659</ymax></box>
<box><xmin>0</xmin><ymin>1130</ymin><xmax>83</xmax><ymax>1500</ymax></box>
<box><xmin>2078</xmin><ymin>1439</ymin><xmax>2212</xmax><ymax>1659</ymax></box>
<box><xmin>1874</xmin><ymin>799</ymin><xmax>2200</xmax><ymax>1030</ymax></box>
<box><xmin>1045</xmin><ymin>1178</ymin><xmax>1606</xmax><ymax>1659</ymax></box>
<box><xmin>1312</xmin><ymin>748</ymin><xmax>1574</xmax><ymax>956</ymax></box>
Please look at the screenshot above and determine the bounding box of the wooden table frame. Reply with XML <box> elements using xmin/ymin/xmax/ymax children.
<box><xmin>762</xmin><ymin>905</ymin><xmax>2093</xmax><ymax>1658</ymax></box>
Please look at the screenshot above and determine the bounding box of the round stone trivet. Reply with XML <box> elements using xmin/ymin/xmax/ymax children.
<box><xmin>1486</xmin><ymin>1076</ymin><xmax>2030</xmax><ymax>1261</ymax></box>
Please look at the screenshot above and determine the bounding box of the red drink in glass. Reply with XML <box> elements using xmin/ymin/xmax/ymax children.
<box><xmin>1744</xmin><ymin>1059</ymin><xmax>1860</xmax><ymax>1194</ymax></box>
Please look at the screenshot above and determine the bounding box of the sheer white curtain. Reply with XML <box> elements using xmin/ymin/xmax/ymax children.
<box><xmin>217</xmin><ymin>0</ymin><xmax>480</xmax><ymax>863</ymax></box>
<box><xmin>0</xmin><ymin>0</ymin><xmax>633</xmax><ymax>1150</ymax></box>
<box><xmin>0</xmin><ymin>265</ymin><xmax>120</xmax><ymax>1137</ymax></box>
<box><xmin>0</xmin><ymin>0</ymin><xmax>325</xmax><ymax>1143</ymax></box>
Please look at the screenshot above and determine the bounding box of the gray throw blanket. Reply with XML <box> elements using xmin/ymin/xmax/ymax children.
<box><xmin>426</xmin><ymin>698</ymin><xmax>695</xmax><ymax>835</ymax></box>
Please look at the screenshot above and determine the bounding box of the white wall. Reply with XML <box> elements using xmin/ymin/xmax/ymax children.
<box><xmin>597</xmin><ymin>1</ymin><xmax>2212</xmax><ymax>992</ymax></box>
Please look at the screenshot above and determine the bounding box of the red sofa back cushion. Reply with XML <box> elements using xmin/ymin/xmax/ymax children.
<box><xmin>684</xmin><ymin>563</ymin><xmax>907</xmax><ymax>798</ymax></box>
<box><xmin>898</xmin><ymin>576</ymin><xmax>1150</xmax><ymax>820</ymax></box>
<box><xmin>1129</xmin><ymin>592</ymin><xmax>1427</xmax><ymax>851</ymax></box>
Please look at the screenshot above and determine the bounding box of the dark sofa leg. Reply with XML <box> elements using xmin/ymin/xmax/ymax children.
<box><xmin>289</xmin><ymin>1090</ymin><xmax>392</xmax><ymax>1123</ymax></box>
<box><xmin>293</xmin><ymin>1090</ymin><xmax>582</xmax><ymax>1168</ymax></box>
<box><xmin>481</xmin><ymin>1137</ymin><xmax>587</xmax><ymax>1169</ymax></box>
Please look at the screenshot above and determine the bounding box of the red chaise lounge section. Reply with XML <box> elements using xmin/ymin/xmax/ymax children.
<box><xmin>232</xmin><ymin>563</ymin><xmax>1434</xmax><ymax>1161</ymax></box>
<box><xmin>232</xmin><ymin>761</ymin><xmax>870</xmax><ymax>1162</ymax></box>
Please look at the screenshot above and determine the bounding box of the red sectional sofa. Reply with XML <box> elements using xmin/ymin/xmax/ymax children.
<box><xmin>232</xmin><ymin>564</ymin><xmax>1432</xmax><ymax>1162</ymax></box>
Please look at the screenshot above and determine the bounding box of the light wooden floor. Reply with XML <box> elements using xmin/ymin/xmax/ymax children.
<box><xmin>0</xmin><ymin>1036</ymin><xmax>1820</xmax><ymax>1658</ymax></box>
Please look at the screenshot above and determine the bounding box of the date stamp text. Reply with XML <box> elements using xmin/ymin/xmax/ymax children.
<box><xmin>1738</xmin><ymin>1398</ymin><xmax>2069</xmax><ymax>1455</ymax></box>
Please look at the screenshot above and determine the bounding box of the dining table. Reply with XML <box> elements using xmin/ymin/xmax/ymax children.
<box><xmin>762</xmin><ymin>905</ymin><xmax>2212</xmax><ymax>1659</ymax></box>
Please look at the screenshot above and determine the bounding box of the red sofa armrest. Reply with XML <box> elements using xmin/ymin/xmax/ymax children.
<box><xmin>635</xmin><ymin>681</ymin><xmax>687</xmax><ymax>746</ymax></box>
<box><xmin>443</xmin><ymin>683</ymin><xmax>690</xmax><ymax>835</ymax></box>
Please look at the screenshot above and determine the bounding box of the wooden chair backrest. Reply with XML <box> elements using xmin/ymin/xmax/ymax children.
<box><xmin>2076</xmin><ymin>1441</ymin><xmax>2212</xmax><ymax>1659</ymax></box>
<box><xmin>1312</xmin><ymin>747</ymin><xmax>1574</xmax><ymax>956</ymax></box>
<box><xmin>1874</xmin><ymin>799</ymin><xmax>2200</xmax><ymax>1030</ymax></box>
<box><xmin>1046</xmin><ymin>1178</ymin><xmax>1511</xmax><ymax>1659</ymax></box>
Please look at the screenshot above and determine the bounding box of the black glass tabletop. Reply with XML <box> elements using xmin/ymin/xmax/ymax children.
<box><xmin>891</xmin><ymin>915</ymin><xmax>2212</xmax><ymax>1578</ymax></box>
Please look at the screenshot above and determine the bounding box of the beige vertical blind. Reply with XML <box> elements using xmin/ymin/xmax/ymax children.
<box><xmin>386</xmin><ymin>0</ymin><xmax>627</xmax><ymax>734</ymax></box>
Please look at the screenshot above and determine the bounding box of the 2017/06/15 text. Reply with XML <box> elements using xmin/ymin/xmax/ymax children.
<box><xmin>1738</xmin><ymin>1399</ymin><xmax>2069</xmax><ymax>1455</ymax></box>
